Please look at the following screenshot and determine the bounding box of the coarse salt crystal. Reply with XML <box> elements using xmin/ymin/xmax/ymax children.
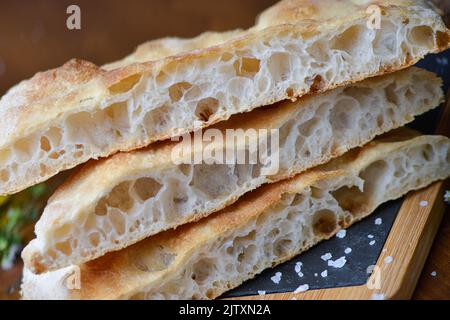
<box><xmin>258</xmin><ymin>290</ymin><xmax>266</xmax><ymax>295</ymax></box>
<box><xmin>328</xmin><ymin>256</ymin><xmax>347</xmax><ymax>268</ymax></box>
<box><xmin>384</xmin><ymin>256</ymin><xmax>393</xmax><ymax>264</ymax></box>
<box><xmin>369</xmin><ymin>240</ymin><xmax>376</xmax><ymax>246</ymax></box>
<box><xmin>321</xmin><ymin>270</ymin><xmax>328</xmax><ymax>278</ymax></box>
<box><xmin>368</xmin><ymin>234</ymin><xmax>374</xmax><ymax>239</ymax></box>
<box><xmin>271</xmin><ymin>272</ymin><xmax>282</xmax><ymax>284</ymax></box>
<box><xmin>419</xmin><ymin>200</ymin><xmax>428</xmax><ymax>207</ymax></box>
<box><xmin>344</xmin><ymin>247</ymin><xmax>352</xmax><ymax>254</ymax></box>
<box><xmin>431</xmin><ymin>271</ymin><xmax>437</xmax><ymax>277</ymax></box>
<box><xmin>336</xmin><ymin>230</ymin><xmax>346</xmax><ymax>239</ymax></box>
<box><xmin>295</xmin><ymin>262</ymin><xmax>303</xmax><ymax>273</ymax></box>
<box><xmin>375</xmin><ymin>218</ymin><xmax>382</xmax><ymax>225</ymax></box>
<box><xmin>321</xmin><ymin>253</ymin><xmax>332</xmax><ymax>261</ymax></box>
<box><xmin>294</xmin><ymin>284</ymin><xmax>309</xmax><ymax>293</ymax></box>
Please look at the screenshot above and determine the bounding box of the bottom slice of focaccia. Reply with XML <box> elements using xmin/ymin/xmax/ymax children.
<box><xmin>21</xmin><ymin>128</ymin><xmax>450</xmax><ymax>300</ymax></box>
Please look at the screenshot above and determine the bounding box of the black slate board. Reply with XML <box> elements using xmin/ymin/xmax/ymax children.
<box><xmin>225</xmin><ymin>50</ymin><xmax>450</xmax><ymax>298</ymax></box>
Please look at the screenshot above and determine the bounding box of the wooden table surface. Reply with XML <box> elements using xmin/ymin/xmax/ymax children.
<box><xmin>0</xmin><ymin>0</ymin><xmax>448</xmax><ymax>300</ymax></box>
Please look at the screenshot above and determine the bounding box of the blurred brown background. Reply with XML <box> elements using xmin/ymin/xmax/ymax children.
<box><xmin>0</xmin><ymin>0</ymin><xmax>276</xmax><ymax>96</ymax></box>
<box><xmin>0</xmin><ymin>0</ymin><xmax>448</xmax><ymax>300</ymax></box>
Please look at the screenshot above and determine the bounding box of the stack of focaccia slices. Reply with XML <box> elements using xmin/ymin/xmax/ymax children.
<box><xmin>0</xmin><ymin>0</ymin><xmax>446</xmax><ymax>299</ymax></box>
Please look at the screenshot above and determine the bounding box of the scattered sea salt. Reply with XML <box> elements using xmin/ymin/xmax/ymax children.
<box><xmin>344</xmin><ymin>247</ymin><xmax>352</xmax><ymax>254</ymax></box>
<box><xmin>314</xmin><ymin>273</ymin><xmax>318</xmax><ymax>277</ymax></box>
<box><xmin>375</xmin><ymin>218</ymin><xmax>382</xmax><ymax>225</ymax></box>
<box><xmin>294</xmin><ymin>284</ymin><xmax>309</xmax><ymax>293</ymax></box>
<box><xmin>369</xmin><ymin>240</ymin><xmax>376</xmax><ymax>246</ymax></box>
<box><xmin>258</xmin><ymin>290</ymin><xmax>266</xmax><ymax>296</ymax></box>
<box><xmin>384</xmin><ymin>256</ymin><xmax>393</xmax><ymax>264</ymax></box>
<box><xmin>431</xmin><ymin>271</ymin><xmax>437</xmax><ymax>277</ymax></box>
<box><xmin>321</xmin><ymin>270</ymin><xmax>328</xmax><ymax>278</ymax></box>
<box><xmin>419</xmin><ymin>200</ymin><xmax>428</xmax><ymax>207</ymax></box>
<box><xmin>271</xmin><ymin>272</ymin><xmax>282</xmax><ymax>284</ymax></box>
<box><xmin>328</xmin><ymin>256</ymin><xmax>347</xmax><ymax>268</ymax></box>
<box><xmin>368</xmin><ymin>234</ymin><xmax>374</xmax><ymax>239</ymax></box>
<box><xmin>295</xmin><ymin>262</ymin><xmax>304</xmax><ymax>277</ymax></box>
<box><xmin>336</xmin><ymin>230</ymin><xmax>347</xmax><ymax>239</ymax></box>
<box><xmin>321</xmin><ymin>253</ymin><xmax>332</xmax><ymax>261</ymax></box>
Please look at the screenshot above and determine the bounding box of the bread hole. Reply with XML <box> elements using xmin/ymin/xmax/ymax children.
<box><xmin>309</xmin><ymin>75</ymin><xmax>325</xmax><ymax>92</ymax></box>
<box><xmin>190</xmin><ymin>164</ymin><xmax>233</xmax><ymax>198</ymax></box>
<box><xmin>155</xmin><ymin>70</ymin><xmax>168</xmax><ymax>85</ymax></box>
<box><xmin>408</xmin><ymin>26</ymin><xmax>434</xmax><ymax>49</ymax></box>
<box><xmin>94</xmin><ymin>198</ymin><xmax>108</xmax><ymax>216</ymax></box>
<box><xmin>251</xmin><ymin>163</ymin><xmax>261</xmax><ymax>178</ymax></box>
<box><xmin>14</xmin><ymin>137</ymin><xmax>35</xmax><ymax>157</ymax></box>
<box><xmin>377</xmin><ymin>115</ymin><xmax>385</xmax><ymax>127</ymax></box>
<box><xmin>291</xmin><ymin>194</ymin><xmax>305</xmax><ymax>206</ymax></box>
<box><xmin>195</xmin><ymin>97</ymin><xmax>219</xmax><ymax>122</ymax></box>
<box><xmin>47</xmin><ymin>249</ymin><xmax>57</xmax><ymax>259</ymax></box>
<box><xmin>39</xmin><ymin>164</ymin><xmax>49</xmax><ymax>177</ymax></box>
<box><xmin>332</xmin><ymin>25</ymin><xmax>365</xmax><ymax>55</ymax></box>
<box><xmin>47</xmin><ymin>127</ymin><xmax>63</xmax><ymax>146</ymax></box>
<box><xmin>108</xmin><ymin>73</ymin><xmax>142</xmax><ymax>94</ymax></box>
<box><xmin>312</xmin><ymin>209</ymin><xmax>337</xmax><ymax>237</ymax></box>
<box><xmin>295</xmin><ymin>136</ymin><xmax>305</xmax><ymax>154</ymax></box>
<box><xmin>360</xmin><ymin>160</ymin><xmax>389</xmax><ymax>194</ymax></box>
<box><xmin>168</xmin><ymin>82</ymin><xmax>192</xmax><ymax>102</ymax></box>
<box><xmin>332</xmin><ymin>186</ymin><xmax>367</xmax><ymax>217</ymax></box>
<box><xmin>206</xmin><ymin>289</ymin><xmax>215</xmax><ymax>299</ymax></box>
<box><xmin>53</xmin><ymin>223</ymin><xmax>72</xmax><ymax>239</ymax></box>
<box><xmin>178</xmin><ymin>164</ymin><xmax>192</xmax><ymax>177</ymax></box>
<box><xmin>105</xmin><ymin>102</ymin><xmax>129</xmax><ymax>129</ymax></box>
<box><xmin>302</xmin><ymin>148</ymin><xmax>311</xmax><ymax>158</ymax></box>
<box><xmin>55</xmin><ymin>240</ymin><xmax>72</xmax><ymax>256</ymax></box>
<box><xmin>311</xmin><ymin>187</ymin><xmax>326</xmax><ymax>199</ymax></box>
<box><xmin>267</xmin><ymin>52</ymin><xmax>292</xmax><ymax>82</ymax></box>
<box><xmin>237</xmin><ymin>244</ymin><xmax>257</xmax><ymax>265</ymax></box>
<box><xmin>132</xmin><ymin>245</ymin><xmax>176</xmax><ymax>272</ymax></box>
<box><xmin>268</xmin><ymin>228</ymin><xmax>280</xmax><ymax>238</ymax></box>
<box><xmin>233</xmin><ymin>57</ymin><xmax>261</xmax><ymax>78</ymax></box>
<box><xmin>49</xmin><ymin>150</ymin><xmax>66</xmax><ymax>160</ymax></box>
<box><xmin>191</xmin><ymin>258</ymin><xmax>214</xmax><ymax>284</ymax></box>
<box><xmin>134</xmin><ymin>177</ymin><xmax>162</xmax><ymax>202</ymax></box>
<box><xmin>393</xmin><ymin>157</ymin><xmax>406</xmax><ymax>178</ymax></box>
<box><xmin>298</xmin><ymin>117</ymin><xmax>320</xmax><ymax>137</ymax></box>
<box><xmin>373</xmin><ymin>21</ymin><xmax>396</xmax><ymax>56</ymax></box>
<box><xmin>286</xmin><ymin>87</ymin><xmax>295</xmax><ymax>99</ymax></box>
<box><xmin>95</xmin><ymin>181</ymin><xmax>133</xmax><ymax>216</ymax></box>
<box><xmin>330</xmin><ymin>98</ymin><xmax>360</xmax><ymax>131</ymax></box>
<box><xmin>40</xmin><ymin>136</ymin><xmax>51</xmax><ymax>152</ymax></box>
<box><xmin>221</xmin><ymin>52</ymin><xmax>234</xmax><ymax>62</ymax></box>
<box><xmin>0</xmin><ymin>149</ymin><xmax>11</xmax><ymax>163</ymax></box>
<box><xmin>0</xmin><ymin>170</ymin><xmax>9</xmax><ymax>182</ymax></box>
<box><xmin>421</xmin><ymin>144</ymin><xmax>435</xmax><ymax>162</ymax></box>
<box><xmin>306</xmin><ymin>40</ymin><xmax>328</xmax><ymax>61</ymax></box>
<box><xmin>109</xmin><ymin>209</ymin><xmax>126</xmax><ymax>235</ymax></box>
<box><xmin>83</xmin><ymin>213</ymin><xmax>97</xmax><ymax>230</ymax></box>
<box><xmin>274</xmin><ymin>239</ymin><xmax>293</xmax><ymax>257</ymax></box>
<box><xmin>436</xmin><ymin>31</ymin><xmax>450</xmax><ymax>50</ymax></box>
<box><xmin>89</xmin><ymin>232</ymin><xmax>101</xmax><ymax>247</ymax></box>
